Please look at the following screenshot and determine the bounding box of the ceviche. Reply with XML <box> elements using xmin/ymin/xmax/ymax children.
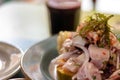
<box><xmin>50</xmin><ymin>13</ymin><xmax>120</xmax><ymax>80</ymax></box>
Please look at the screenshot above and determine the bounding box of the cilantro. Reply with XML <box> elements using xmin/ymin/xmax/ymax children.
<box><xmin>92</xmin><ymin>75</ymin><xmax>96</xmax><ymax>80</ymax></box>
<box><xmin>79</xmin><ymin>13</ymin><xmax>113</xmax><ymax>48</ymax></box>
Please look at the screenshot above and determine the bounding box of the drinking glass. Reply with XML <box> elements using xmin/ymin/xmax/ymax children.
<box><xmin>46</xmin><ymin>0</ymin><xmax>81</xmax><ymax>35</ymax></box>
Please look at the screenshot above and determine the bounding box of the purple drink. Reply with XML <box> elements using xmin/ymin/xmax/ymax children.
<box><xmin>46</xmin><ymin>0</ymin><xmax>81</xmax><ymax>35</ymax></box>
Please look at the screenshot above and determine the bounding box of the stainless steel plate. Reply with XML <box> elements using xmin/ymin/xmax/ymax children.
<box><xmin>21</xmin><ymin>35</ymin><xmax>58</xmax><ymax>80</ymax></box>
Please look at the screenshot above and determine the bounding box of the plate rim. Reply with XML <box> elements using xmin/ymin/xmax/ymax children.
<box><xmin>21</xmin><ymin>35</ymin><xmax>57</xmax><ymax>80</ymax></box>
<box><xmin>0</xmin><ymin>41</ymin><xmax>23</xmax><ymax>80</ymax></box>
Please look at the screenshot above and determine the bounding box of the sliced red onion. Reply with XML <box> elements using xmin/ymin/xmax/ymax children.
<box><xmin>72</xmin><ymin>62</ymin><xmax>102</xmax><ymax>80</ymax></box>
<box><xmin>116</xmin><ymin>53</ymin><xmax>119</xmax><ymax>69</ymax></box>
<box><xmin>108</xmin><ymin>69</ymin><xmax>120</xmax><ymax>80</ymax></box>
<box><xmin>75</xmin><ymin>53</ymin><xmax>86</xmax><ymax>66</ymax></box>
<box><xmin>51</xmin><ymin>50</ymin><xmax>78</xmax><ymax>66</ymax></box>
<box><xmin>62</xmin><ymin>53</ymin><xmax>86</xmax><ymax>73</ymax></box>
<box><xmin>72</xmin><ymin>36</ymin><xmax>87</xmax><ymax>47</ymax></box>
<box><xmin>72</xmin><ymin>43</ymin><xmax>89</xmax><ymax>62</ymax></box>
<box><xmin>72</xmin><ymin>44</ymin><xmax>102</xmax><ymax>80</ymax></box>
<box><xmin>90</xmin><ymin>60</ymin><xmax>103</xmax><ymax>69</ymax></box>
<box><xmin>62</xmin><ymin>57</ymin><xmax>80</xmax><ymax>73</ymax></box>
<box><xmin>71</xmin><ymin>44</ymin><xmax>90</xmax><ymax>80</ymax></box>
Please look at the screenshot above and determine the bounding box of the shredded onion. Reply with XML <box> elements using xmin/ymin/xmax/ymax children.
<box><xmin>116</xmin><ymin>53</ymin><xmax>119</xmax><ymax>69</ymax></box>
<box><xmin>51</xmin><ymin>50</ymin><xmax>78</xmax><ymax>65</ymax></box>
<box><xmin>72</xmin><ymin>44</ymin><xmax>90</xmax><ymax>80</ymax></box>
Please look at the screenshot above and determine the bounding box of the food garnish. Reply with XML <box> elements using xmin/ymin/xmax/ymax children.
<box><xmin>79</xmin><ymin>13</ymin><xmax>113</xmax><ymax>48</ymax></box>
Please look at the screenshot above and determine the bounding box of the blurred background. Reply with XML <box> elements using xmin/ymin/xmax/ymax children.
<box><xmin>0</xmin><ymin>0</ymin><xmax>119</xmax><ymax>51</ymax></box>
<box><xmin>0</xmin><ymin>0</ymin><xmax>50</xmax><ymax>50</ymax></box>
<box><xmin>0</xmin><ymin>0</ymin><xmax>120</xmax><ymax>45</ymax></box>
